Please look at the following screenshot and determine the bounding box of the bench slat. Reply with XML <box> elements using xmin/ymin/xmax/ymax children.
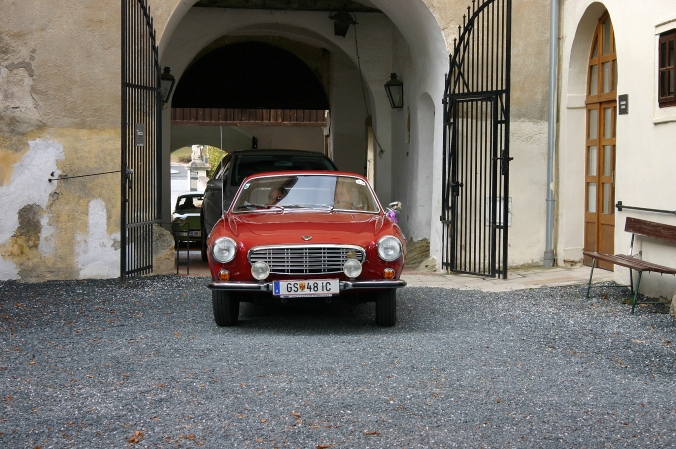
<box><xmin>625</xmin><ymin>217</ymin><xmax>676</xmax><ymax>243</ymax></box>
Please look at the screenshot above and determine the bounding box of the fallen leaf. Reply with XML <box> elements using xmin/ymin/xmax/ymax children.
<box><xmin>363</xmin><ymin>431</ymin><xmax>379</xmax><ymax>435</ymax></box>
<box><xmin>128</xmin><ymin>430</ymin><xmax>144</xmax><ymax>444</ymax></box>
<box><xmin>291</xmin><ymin>412</ymin><xmax>301</xmax><ymax>419</ymax></box>
<box><xmin>317</xmin><ymin>445</ymin><xmax>334</xmax><ymax>449</ymax></box>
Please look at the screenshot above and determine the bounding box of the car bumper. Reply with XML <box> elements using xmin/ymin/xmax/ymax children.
<box><xmin>208</xmin><ymin>279</ymin><xmax>407</xmax><ymax>292</ymax></box>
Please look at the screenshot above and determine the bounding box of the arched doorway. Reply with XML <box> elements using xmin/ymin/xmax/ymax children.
<box><xmin>584</xmin><ymin>12</ymin><xmax>617</xmax><ymax>270</ymax></box>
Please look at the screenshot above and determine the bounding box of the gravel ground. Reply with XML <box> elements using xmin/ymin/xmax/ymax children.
<box><xmin>1</xmin><ymin>276</ymin><xmax>675</xmax><ymax>448</ymax></box>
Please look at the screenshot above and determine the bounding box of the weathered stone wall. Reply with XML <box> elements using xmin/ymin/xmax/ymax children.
<box><xmin>0</xmin><ymin>1</ymin><xmax>168</xmax><ymax>280</ymax></box>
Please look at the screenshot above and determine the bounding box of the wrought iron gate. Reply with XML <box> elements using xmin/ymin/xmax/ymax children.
<box><xmin>121</xmin><ymin>0</ymin><xmax>162</xmax><ymax>279</ymax></box>
<box><xmin>441</xmin><ymin>0</ymin><xmax>512</xmax><ymax>278</ymax></box>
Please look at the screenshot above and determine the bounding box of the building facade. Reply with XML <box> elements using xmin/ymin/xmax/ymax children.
<box><xmin>0</xmin><ymin>0</ymin><xmax>673</xmax><ymax>301</ymax></box>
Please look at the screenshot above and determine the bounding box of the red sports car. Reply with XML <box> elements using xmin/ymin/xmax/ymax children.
<box><xmin>206</xmin><ymin>171</ymin><xmax>407</xmax><ymax>327</ymax></box>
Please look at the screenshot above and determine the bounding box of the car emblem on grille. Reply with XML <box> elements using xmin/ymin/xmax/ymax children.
<box><xmin>301</xmin><ymin>235</ymin><xmax>312</xmax><ymax>241</ymax></box>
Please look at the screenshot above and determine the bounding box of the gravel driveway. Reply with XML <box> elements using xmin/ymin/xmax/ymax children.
<box><xmin>1</xmin><ymin>276</ymin><xmax>675</xmax><ymax>448</ymax></box>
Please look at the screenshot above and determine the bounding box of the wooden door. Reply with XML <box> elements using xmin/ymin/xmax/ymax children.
<box><xmin>584</xmin><ymin>13</ymin><xmax>617</xmax><ymax>270</ymax></box>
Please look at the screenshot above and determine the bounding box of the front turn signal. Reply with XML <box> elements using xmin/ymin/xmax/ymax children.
<box><xmin>218</xmin><ymin>269</ymin><xmax>231</xmax><ymax>282</ymax></box>
<box><xmin>383</xmin><ymin>268</ymin><xmax>395</xmax><ymax>280</ymax></box>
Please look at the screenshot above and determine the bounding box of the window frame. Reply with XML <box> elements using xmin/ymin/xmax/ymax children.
<box><xmin>658</xmin><ymin>30</ymin><xmax>676</xmax><ymax>108</ymax></box>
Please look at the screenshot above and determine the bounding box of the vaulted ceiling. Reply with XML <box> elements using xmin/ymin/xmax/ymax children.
<box><xmin>193</xmin><ymin>0</ymin><xmax>381</xmax><ymax>13</ymax></box>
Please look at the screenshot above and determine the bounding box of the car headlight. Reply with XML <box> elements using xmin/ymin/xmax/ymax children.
<box><xmin>251</xmin><ymin>261</ymin><xmax>270</xmax><ymax>280</ymax></box>
<box><xmin>212</xmin><ymin>237</ymin><xmax>237</xmax><ymax>263</ymax></box>
<box><xmin>343</xmin><ymin>258</ymin><xmax>362</xmax><ymax>278</ymax></box>
<box><xmin>377</xmin><ymin>236</ymin><xmax>402</xmax><ymax>262</ymax></box>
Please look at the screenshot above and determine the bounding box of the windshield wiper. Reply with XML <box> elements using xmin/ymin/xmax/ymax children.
<box><xmin>281</xmin><ymin>204</ymin><xmax>334</xmax><ymax>211</ymax></box>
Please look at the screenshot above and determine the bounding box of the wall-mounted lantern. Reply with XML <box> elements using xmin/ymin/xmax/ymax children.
<box><xmin>384</xmin><ymin>73</ymin><xmax>404</xmax><ymax>109</ymax></box>
<box><xmin>329</xmin><ymin>11</ymin><xmax>356</xmax><ymax>38</ymax></box>
<box><xmin>160</xmin><ymin>67</ymin><xmax>176</xmax><ymax>103</ymax></box>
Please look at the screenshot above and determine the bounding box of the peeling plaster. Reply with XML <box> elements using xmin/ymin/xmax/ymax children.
<box><xmin>75</xmin><ymin>199</ymin><xmax>120</xmax><ymax>279</ymax></box>
<box><xmin>39</xmin><ymin>213</ymin><xmax>56</xmax><ymax>257</ymax></box>
<box><xmin>0</xmin><ymin>62</ymin><xmax>40</xmax><ymax>118</ymax></box>
<box><xmin>0</xmin><ymin>138</ymin><xmax>64</xmax><ymax>280</ymax></box>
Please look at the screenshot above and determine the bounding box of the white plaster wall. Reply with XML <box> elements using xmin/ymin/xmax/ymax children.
<box><xmin>559</xmin><ymin>1</ymin><xmax>676</xmax><ymax>298</ymax></box>
<box><xmin>75</xmin><ymin>199</ymin><xmax>120</xmax><ymax>279</ymax></box>
<box><xmin>0</xmin><ymin>139</ymin><xmax>64</xmax><ymax>280</ymax></box>
<box><xmin>240</xmin><ymin>126</ymin><xmax>325</xmax><ymax>153</ymax></box>
<box><xmin>369</xmin><ymin>0</ymin><xmax>448</xmax><ymax>256</ymax></box>
<box><xmin>330</xmin><ymin>48</ymin><xmax>372</xmax><ymax>176</ymax></box>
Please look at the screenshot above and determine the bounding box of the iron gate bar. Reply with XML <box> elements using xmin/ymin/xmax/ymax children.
<box><xmin>441</xmin><ymin>0</ymin><xmax>511</xmax><ymax>279</ymax></box>
<box><xmin>121</xmin><ymin>0</ymin><xmax>162</xmax><ymax>280</ymax></box>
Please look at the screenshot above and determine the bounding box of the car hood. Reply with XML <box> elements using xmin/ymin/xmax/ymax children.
<box><xmin>172</xmin><ymin>212</ymin><xmax>200</xmax><ymax>221</ymax></box>
<box><xmin>229</xmin><ymin>211</ymin><xmax>384</xmax><ymax>239</ymax></box>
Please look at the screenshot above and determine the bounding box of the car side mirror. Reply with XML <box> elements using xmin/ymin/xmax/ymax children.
<box><xmin>206</xmin><ymin>179</ymin><xmax>223</xmax><ymax>190</ymax></box>
<box><xmin>387</xmin><ymin>201</ymin><xmax>402</xmax><ymax>212</ymax></box>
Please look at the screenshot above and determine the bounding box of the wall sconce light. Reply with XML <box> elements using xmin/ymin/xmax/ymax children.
<box><xmin>160</xmin><ymin>67</ymin><xmax>176</xmax><ymax>103</ymax></box>
<box><xmin>384</xmin><ymin>73</ymin><xmax>404</xmax><ymax>109</ymax></box>
<box><xmin>329</xmin><ymin>11</ymin><xmax>356</xmax><ymax>38</ymax></box>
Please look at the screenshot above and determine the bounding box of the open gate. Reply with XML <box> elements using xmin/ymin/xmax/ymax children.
<box><xmin>441</xmin><ymin>0</ymin><xmax>512</xmax><ymax>278</ymax></box>
<box><xmin>121</xmin><ymin>0</ymin><xmax>162</xmax><ymax>280</ymax></box>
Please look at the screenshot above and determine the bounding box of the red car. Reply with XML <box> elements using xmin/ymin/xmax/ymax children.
<box><xmin>207</xmin><ymin>171</ymin><xmax>407</xmax><ymax>327</ymax></box>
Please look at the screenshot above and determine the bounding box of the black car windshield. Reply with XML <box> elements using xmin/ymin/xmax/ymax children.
<box><xmin>232</xmin><ymin>154</ymin><xmax>336</xmax><ymax>186</ymax></box>
<box><xmin>233</xmin><ymin>175</ymin><xmax>380</xmax><ymax>213</ymax></box>
<box><xmin>175</xmin><ymin>195</ymin><xmax>203</xmax><ymax>212</ymax></box>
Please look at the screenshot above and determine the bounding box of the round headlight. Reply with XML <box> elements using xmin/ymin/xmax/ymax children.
<box><xmin>377</xmin><ymin>236</ymin><xmax>402</xmax><ymax>262</ymax></box>
<box><xmin>343</xmin><ymin>258</ymin><xmax>362</xmax><ymax>278</ymax></box>
<box><xmin>212</xmin><ymin>237</ymin><xmax>237</xmax><ymax>263</ymax></box>
<box><xmin>251</xmin><ymin>261</ymin><xmax>270</xmax><ymax>280</ymax></box>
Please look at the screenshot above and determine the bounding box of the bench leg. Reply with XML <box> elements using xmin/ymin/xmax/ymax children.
<box><xmin>631</xmin><ymin>272</ymin><xmax>643</xmax><ymax>314</ymax></box>
<box><xmin>586</xmin><ymin>258</ymin><xmax>596</xmax><ymax>299</ymax></box>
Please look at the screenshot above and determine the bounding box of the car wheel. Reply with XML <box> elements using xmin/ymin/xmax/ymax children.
<box><xmin>200</xmin><ymin>218</ymin><xmax>208</xmax><ymax>261</ymax></box>
<box><xmin>375</xmin><ymin>289</ymin><xmax>397</xmax><ymax>327</ymax></box>
<box><xmin>212</xmin><ymin>290</ymin><xmax>240</xmax><ymax>326</ymax></box>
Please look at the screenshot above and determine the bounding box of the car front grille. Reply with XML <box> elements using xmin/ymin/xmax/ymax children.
<box><xmin>248</xmin><ymin>245</ymin><xmax>366</xmax><ymax>275</ymax></box>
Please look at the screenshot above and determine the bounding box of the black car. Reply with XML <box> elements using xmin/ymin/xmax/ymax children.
<box><xmin>200</xmin><ymin>149</ymin><xmax>338</xmax><ymax>260</ymax></box>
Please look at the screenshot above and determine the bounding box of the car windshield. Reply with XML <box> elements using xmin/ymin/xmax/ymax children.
<box><xmin>232</xmin><ymin>175</ymin><xmax>380</xmax><ymax>213</ymax></box>
<box><xmin>232</xmin><ymin>154</ymin><xmax>336</xmax><ymax>186</ymax></box>
<box><xmin>175</xmin><ymin>195</ymin><xmax>203</xmax><ymax>212</ymax></box>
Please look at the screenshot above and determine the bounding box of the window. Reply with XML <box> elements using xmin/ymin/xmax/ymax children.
<box><xmin>659</xmin><ymin>30</ymin><xmax>676</xmax><ymax>107</ymax></box>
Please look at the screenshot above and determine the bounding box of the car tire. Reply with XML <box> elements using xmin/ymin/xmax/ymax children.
<box><xmin>200</xmin><ymin>217</ymin><xmax>208</xmax><ymax>262</ymax></box>
<box><xmin>375</xmin><ymin>289</ymin><xmax>397</xmax><ymax>327</ymax></box>
<box><xmin>212</xmin><ymin>290</ymin><xmax>240</xmax><ymax>326</ymax></box>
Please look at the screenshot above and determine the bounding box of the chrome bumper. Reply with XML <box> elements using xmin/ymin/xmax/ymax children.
<box><xmin>208</xmin><ymin>279</ymin><xmax>407</xmax><ymax>292</ymax></box>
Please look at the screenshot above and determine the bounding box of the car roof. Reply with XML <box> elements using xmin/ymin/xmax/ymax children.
<box><xmin>230</xmin><ymin>149</ymin><xmax>333</xmax><ymax>159</ymax></box>
<box><xmin>242</xmin><ymin>170</ymin><xmax>368</xmax><ymax>181</ymax></box>
<box><xmin>177</xmin><ymin>192</ymin><xmax>204</xmax><ymax>197</ymax></box>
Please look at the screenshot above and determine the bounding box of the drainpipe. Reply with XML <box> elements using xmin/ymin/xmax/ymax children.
<box><xmin>544</xmin><ymin>0</ymin><xmax>559</xmax><ymax>268</ymax></box>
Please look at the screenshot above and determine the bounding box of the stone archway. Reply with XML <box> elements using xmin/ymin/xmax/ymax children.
<box><xmin>153</xmin><ymin>0</ymin><xmax>448</xmax><ymax>255</ymax></box>
<box><xmin>558</xmin><ymin>2</ymin><xmax>609</xmax><ymax>266</ymax></box>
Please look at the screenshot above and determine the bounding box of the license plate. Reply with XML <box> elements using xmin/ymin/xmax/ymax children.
<box><xmin>273</xmin><ymin>279</ymin><xmax>339</xmax><ymax>297</ymax></box>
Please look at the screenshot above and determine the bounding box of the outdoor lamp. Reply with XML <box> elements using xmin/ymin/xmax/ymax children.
<box><xmin>384</xmin><ymin>73</ymin><xmax>404</xmax><ymax>109</ymax></box>
<box><xmin>329</xmin><ymin>11</ymin><xmax>356</xmax><ymax>38</ymax></box>
<box><xmin>160</xmin><ymin>67</ymin><xmax>176</xmax><ymax>103</ymax></box>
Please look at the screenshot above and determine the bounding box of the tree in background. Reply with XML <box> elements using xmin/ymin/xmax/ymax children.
<box><xmin>204</xmin><ymin>145</ymin><xmax>227</xmax><ymax>178</ymax></box>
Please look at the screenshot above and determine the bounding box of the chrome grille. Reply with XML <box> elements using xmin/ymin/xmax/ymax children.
<box><xmin>248</xmin><ymin>245</ymin><xmax>366</xmax><ymax>275</ymax></box>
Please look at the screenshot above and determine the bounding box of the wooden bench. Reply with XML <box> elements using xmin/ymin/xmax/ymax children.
<box><xmin>584</xmin><ymin>217</ymin><xmax>676</xmax><ymax>313</ymax></box>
